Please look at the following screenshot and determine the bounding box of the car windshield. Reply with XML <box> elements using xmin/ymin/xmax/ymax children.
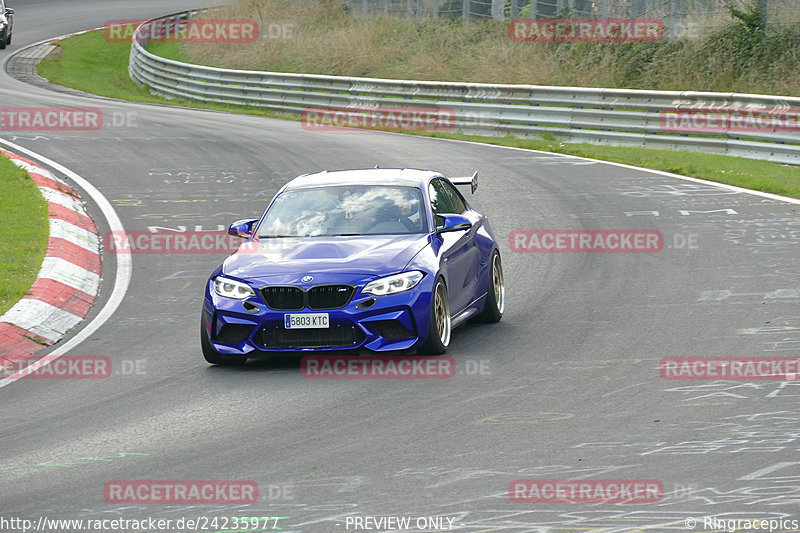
<box><xmin>257</xmin><ymin>185</ymin><xmax>427</xmax><ymax>237</ymax></box>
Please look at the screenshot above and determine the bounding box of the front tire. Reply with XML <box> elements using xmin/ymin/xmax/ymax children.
<box><xmin>0</xmin><ymin>32</ymin><xmax>6</xmax><ymax>49</ymax></box>
<box><xmin>477</xmin><ymin>250</ymin><xmax>504</xmax><ymax>322</ymax></box>
<box><xmin>201</xmin><ymin>322</ymin><xmax>247</xmax><ymax>365</ymax></box>
<box><xmin>421</xmin><ymin>278</ymin><xmax>451</xmax><ymax>355</ymax></box>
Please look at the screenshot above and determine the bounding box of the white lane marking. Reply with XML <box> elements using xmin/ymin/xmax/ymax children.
<box><xmin>740</xmin><ymin>461</ymin><xmax>800</xmax><ymax>481</ymax></box>
<box><xmin>0</xmin><ymin>140</ymin><xmax>131</xmax><ymax>389</ymax></box>
<box><xmin>600</xmin><ymin>382</ymin><xmax>650</xmax><ymax>398</ymax></box>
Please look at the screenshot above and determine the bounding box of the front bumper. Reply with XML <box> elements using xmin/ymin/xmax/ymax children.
<box><xmin>202</xmin><ymin>276</ymin><xmax>434</xmax><ymax>356</ymax></box>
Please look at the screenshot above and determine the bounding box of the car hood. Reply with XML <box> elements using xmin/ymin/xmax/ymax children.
<box><xmin>222</xmin><ymin>234</ymin><xmax>430</xmax><ymax>285</ymax></box>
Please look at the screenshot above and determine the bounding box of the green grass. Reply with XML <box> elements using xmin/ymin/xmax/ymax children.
<box><xmin>0</xmin><ymin>155</ymin><xmax>49</xmax><ymax>316</ymax></box>
<box><xmin>37</xmin><ymin>31</ymin><xmax>288</xmax><ymax>117</ymax></box>
<box><xmin>146</xmin><ymin>41</ymin><xmax>192</xmax><ymax>63</ymax></box>
<box><xmin>414</xmin><ymin>132</ymin><xmax>800</xmax><ymax>198</ymax></box>
<box><xmin>36</xmin><ymin>29</ymin><xmax>800</xmax><ymax>199</ymax></box>
<box><xmin>170</xmin><ymin>0</ymin><xmax>800</xmax><ymax>96</ymax></box>
<box><xmin>37</xmin><ymin>32</ymin><xmax>158</xmax><ymax>103</ymax></box>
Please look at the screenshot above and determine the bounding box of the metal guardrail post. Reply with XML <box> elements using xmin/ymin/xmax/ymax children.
<box><xmin>669</xmin><ymin>0</ymin><xmax>682</xmax><ymax>41</ymax></box>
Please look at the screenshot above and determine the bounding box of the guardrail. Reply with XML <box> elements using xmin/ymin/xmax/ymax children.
<box><xmin>129</xmin><ymin>13</ymin><xmax>800</xmax><ymax>165</ymax></box>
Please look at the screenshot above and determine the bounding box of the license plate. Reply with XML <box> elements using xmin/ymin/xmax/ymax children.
<box><xmin>284</xmin><ymin>313</ymin><xmax>329</xmax><ymax>329</ymax></box>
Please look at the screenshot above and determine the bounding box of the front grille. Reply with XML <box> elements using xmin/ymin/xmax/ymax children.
<box><xmin>258</xmin><ymin>324</ymin><xmax>365</xmax><ymax>349</ymax></box>
<box><xmin>260</xmin><ymin>285</ymin><xmax>355</xmax><ymax>310</ymax></box>
<box><xmin>261</xmin><ymin>286</ymin><xmax>304</xmax><ymax>310</ymax></box>
<box><xmin>308</xmin><ymin>285</ymin><xmax>355</xmax><ymax>309</ymax></box>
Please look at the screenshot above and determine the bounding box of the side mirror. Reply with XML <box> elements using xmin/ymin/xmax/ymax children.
<box><xmin>436</xmin><ymin>214</ymin><xmax>472</xmax><ymax>234</ymax></box>
<box><xmin>6</xmin><ymin>8</ymin><xmax>13</xmax><ymax>14</ymax></box>
<box><xmin>228</xmin><ymin>218</ymin><xmax>258</xmax><ymax>238</ymax></box>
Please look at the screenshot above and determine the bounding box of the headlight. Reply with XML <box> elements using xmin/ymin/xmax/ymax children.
<box><xmin>213</xmin><ymin>277</ymin><xmax>255</xmax><ymax>299</ymax></box>
<box><xmin>363</xmin><ymin>271</ymin><xmax>424</xmax><ymax>296</ymax></box>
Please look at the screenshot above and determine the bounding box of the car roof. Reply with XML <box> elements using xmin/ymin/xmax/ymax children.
<box><xmin>283</xmin><ymin>168</ymin><xmax>442</xmax><ymax>190</ymax></box>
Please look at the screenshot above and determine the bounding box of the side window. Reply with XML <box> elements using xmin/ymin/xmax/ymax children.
<box><xmin>441</xmin><ymin>180</ymin><xmax>467</xmax><ymax>214</ymax></box>
<box><xmin>429</xmin><ymin>179</ymin><xmax>455</xmax><ymax>215</ymax></box>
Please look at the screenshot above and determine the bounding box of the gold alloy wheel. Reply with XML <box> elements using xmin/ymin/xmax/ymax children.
<box><xmin>434</xmin><ymin>281</ymin><xmax>451</xmax><ymax>347</ymax></box>
<box><xmin>493</xmin><ymin>253</ymin><xmax>505</xmax><ymax>314</ymax></box>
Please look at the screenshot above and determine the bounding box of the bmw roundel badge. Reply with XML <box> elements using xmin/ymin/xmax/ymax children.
<box><xmin>301</xmin><ymin>275</ymin><xmax>313</xmax><ymax>283</ymax></box>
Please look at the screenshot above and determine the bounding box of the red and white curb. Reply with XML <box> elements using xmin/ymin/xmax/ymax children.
<box><xmin>0</xmin><ymin>149</ymin><xmax>101</xmax><ymax>367</ymax></box>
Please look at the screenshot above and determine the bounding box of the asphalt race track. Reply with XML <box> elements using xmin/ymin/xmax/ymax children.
<box><xmin>2</xmin><ymin>1</ymin><xmax>800</xmax><ymax>531</ymax></box>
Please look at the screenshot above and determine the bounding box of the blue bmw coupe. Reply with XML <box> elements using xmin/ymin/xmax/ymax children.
<box><xmin>201</xmin><ymin>168</ymin><xmax>504</xmax><ymax>364</ymax></box>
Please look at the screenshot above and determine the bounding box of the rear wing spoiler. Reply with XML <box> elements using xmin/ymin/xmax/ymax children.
<box><xmin>448</xmin><ymin>171</ymin><xmax>478</xmax><ymax>194</ymax></box>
